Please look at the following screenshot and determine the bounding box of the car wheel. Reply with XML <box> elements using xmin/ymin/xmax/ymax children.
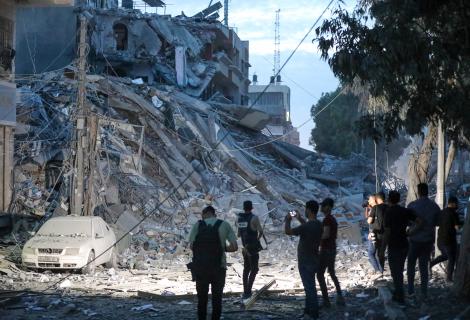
<box><xmin>105</xmin><ymin>247</ymin><xmax>118</xmax><ymax>269</ymax></box>
<box><xmin>82</xmin><ymin>250</ymin><xmax>95</xmax><ymax>275</ymax></box>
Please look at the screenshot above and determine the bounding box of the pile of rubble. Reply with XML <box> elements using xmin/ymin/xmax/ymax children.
<box><xmin>7</xmin><ymin>64</ymin><xmax>375</xmax><ymax>261</ymax></box>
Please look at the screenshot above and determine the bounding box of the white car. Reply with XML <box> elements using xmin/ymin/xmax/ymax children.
<box><xmin>22</xmin><ymin>216</ymin><xmax>117</xmax><ymax>274</ymax></box>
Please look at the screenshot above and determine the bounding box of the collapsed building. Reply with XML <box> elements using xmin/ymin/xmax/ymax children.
<box><xmin>1</xmin><ymin>3</ymin><xmax>378</xmax><ymax>250</ymax></box>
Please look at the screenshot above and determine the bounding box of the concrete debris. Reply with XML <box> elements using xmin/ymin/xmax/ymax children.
<box><xmin>38</xmin><ymin>274</ymin><xmax>49</xmax><ymax>283</ymax></box>
<box><xmin>0</xmin><ymin>5</ymin><xmax>446</xmax><ymax>320</ymax></box>
<box><xmin>7</xmin><ymin>66</ymin><xmax>373</xmax><ymax>264</ymax></box>
<box><xmin>131</xmin><ymin>303</ymin><xmax>158</xmax><ymax>312</ymax></box>
<box><xmin>59</xmin><ymin>279</ymin><xmax>72</xmax><ymax>288</ymax></box>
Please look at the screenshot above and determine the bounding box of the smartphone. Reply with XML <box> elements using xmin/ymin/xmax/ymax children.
<box><xmin>289</xmin><ymin>211</ymin><xmax>296</xmax><ymax>217</ymax></box>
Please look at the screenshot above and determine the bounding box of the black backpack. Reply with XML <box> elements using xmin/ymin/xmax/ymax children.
<box><xmin>191</xmin><ymin>220</ymin><xmax>224</xmax><ymax>276</ymax></box>
<box><xmin>373</xmin><ymin>204</ymin><xmax>387</xmax><ymax>235</ymax></box>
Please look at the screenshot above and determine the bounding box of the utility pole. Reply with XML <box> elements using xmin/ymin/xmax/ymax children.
<box><xmin>71</xmin><ymin>15</ymin><xmax>88</xmax><ymax>216</ymax></box>
<box><xmin>224</xmin><ymin>0</ymin><xmax>228</xmax><ymax>26</ymax></box>
<box><xmin>436</xmin><ymin>119</ymin><xmax>446</xmax><ymax>209</ymax></box>
<box><xmin>373</xmin><ymin>105</ymin><xmax>380</xmax><ymax>192</ymax></box>
<box><xmin>435</xmin><ymin>119</ymin><xmax>446</xmax><ymax>256</ymax></box>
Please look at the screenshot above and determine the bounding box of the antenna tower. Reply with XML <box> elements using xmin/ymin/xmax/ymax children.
<box><xmin>273</xmin><ymin>9</ymin><xmax>281</xmax><ymax>77</ymax></box>
<box><xmin>224</xmin><ymin>0</ymin><xmax>229</xmax><ymax>26</ymax></box>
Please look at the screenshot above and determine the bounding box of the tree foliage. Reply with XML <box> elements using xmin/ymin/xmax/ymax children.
<box><xmin>315</xmin><ymin>0</ymin><xmax>470</xmax><ymax>142</ymax></box>
<box><xmin>310</xmin><ymin>88</ymin><xmax>363</xmax><ymax>157</ymax></box>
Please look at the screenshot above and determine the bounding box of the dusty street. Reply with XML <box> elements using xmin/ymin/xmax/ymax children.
<box><xmin>2</xmin><ymin>273</ymin><xmax>467</xmax><ymax>320</ymax></box>
<box><xmin>2</xmin><ymin>242</ymin><xmax>468</xmax><ymax>320</ymax></box>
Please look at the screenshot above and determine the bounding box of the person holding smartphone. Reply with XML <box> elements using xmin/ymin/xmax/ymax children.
<box><xmin>285</xmin><ymin>201</ymin><xmax>323</xmax><ymax>320</ymax></box>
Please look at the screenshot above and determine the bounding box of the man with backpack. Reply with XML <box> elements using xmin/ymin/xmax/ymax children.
<box><xmin>188</xmin><ymin>206</ymin><xmax>238</xmax><ymax>320</ymax></box>
<box><xmin>237</xmin><ymin>200</ymin><xmax>264</xmax><ymax>299</ymax></box>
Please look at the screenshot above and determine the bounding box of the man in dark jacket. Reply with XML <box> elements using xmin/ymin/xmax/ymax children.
<box><xmin>430</xmin><ymin>196</ymin><xmax>462</xmax><ymax>282</ymax></box>
<box><xmin>368</xmin><ymin>192</ymin><xmax>388</xmax><ymax>275</ymax></box>
<box><xmin>384</xmin><ymin>191</ymin><xmax>416</xmax><ymax>303</ymax></box>
<box><xmin>237</xmin><ymin>200</ymin><xmax>264</xmax><ymax>299</ymax></box>
<box><xmin>407</xmin><ymin>183</ymin><xmax>441</xmax><ymax>298</ymax></box>
<box><xmin>285</xmin><ymin>200</ymin><xmax>323</xmax><ymax>320</ymax></box>
<box><xmin>317</xmin><ymin>198</ymin><xmax>345</xmax><ymax>308</ymax></box>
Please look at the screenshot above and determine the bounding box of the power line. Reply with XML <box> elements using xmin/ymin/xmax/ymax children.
<box><xmin>160</xmin><ymin>86</ymin><xmax>344</xmax><ymax>152</ymax></box>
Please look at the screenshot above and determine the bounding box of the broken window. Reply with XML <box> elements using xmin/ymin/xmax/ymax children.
<box><xmin>113</xmin><ymin>23</ymin><xmax>128</xmax><ymax>51</ymax></box>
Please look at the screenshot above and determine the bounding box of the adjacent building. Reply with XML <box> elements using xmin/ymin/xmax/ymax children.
<box><xmin>1</xmin><ymin>0</ymin><xmax>77</xmax><ymax>212</ymax></box>
<box><xmin>0</xmin><ymin>0</ymin><xmax>16</xmax><ymax>211</ymax></box>
<box><xmin>15</xmin><ymin>0</ymin><xmax>118</xmax><ymax>75</ymax></box>
<box><xmin>249</xmin><ymin>77</ymin><xmax>300</xmax><ymax>146</ymax></box>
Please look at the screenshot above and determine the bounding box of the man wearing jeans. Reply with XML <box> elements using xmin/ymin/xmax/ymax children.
<box><xmin>188</xmin><ymin>206</ymin><xmax>238</xmax><ymax>320</ymax></box>
<box><xmin>317</xmin><ymin>198</ymin><xmax>345</xmax><ymax>308</ymax></box>
<box><xmin>407</xmin><ymin>183</ymin><xmax>440</xmax><ymax>299</ymax></box>
<box><xmin>285</xmin><ymin>200</ymin><xmax>323</xmax><ymax>320</ymax></box>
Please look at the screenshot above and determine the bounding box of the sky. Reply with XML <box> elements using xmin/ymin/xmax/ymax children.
<box><xmin>151</xmin><ymin>0</ymin><xmax>351</xmax><ymax>150</ymax></box>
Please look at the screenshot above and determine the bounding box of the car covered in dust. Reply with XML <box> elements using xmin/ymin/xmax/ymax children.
<box><xmin>22</xmin><ymin>216</ymin><xmax>117</xmax><ymax>274</ymax></box>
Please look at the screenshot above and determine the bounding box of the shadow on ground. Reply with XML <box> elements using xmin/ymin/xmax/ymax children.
<box><xmin>2</xmin><ymin>280</ymin><xmax>468</xmax><ymax>320</ymax></box>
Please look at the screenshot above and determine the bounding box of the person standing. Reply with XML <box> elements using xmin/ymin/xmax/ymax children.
<box><xmin>383</xmin><ymin>191</ymin><xmax>416</xmax><ymax>303</ymax></box>
<box><xmin>407</xmin><ymin>183</ymin><xmax>441</xmax><ymax>299</ymax></box>
<box><xmin>285</xmin><ymin>200</ymin><xmax>323</xmax><ymax>320</ymax></box>
<box><xmin>367</xmin><ymin>192</ymin><xmax>387</xmax><ymax>275</ymax></box>
<box><xmin>365</xmin><ymin>194</ymin><xmax>382</xmax><ymax>274</ymax></box>
<box><xmin>372</xmin><ymin>192</ymin><xmax>388</xmax><ymax>273</ymax></box>
<box><xmin>237</xmin><ymin>200</ymin><xmax>264</xmax><ymax>299</ymax></box>
<box><xmin>188</xmin><ymin>206</ymin><xmax>238</xmax><ymax>320</ymax></box>
<box><xmin>430</xmin><ymin>196</ymin><xmax>463</xmax><ymax>282</ymax></box>
<box><xmin>317</xmin><ymin>198</ymin><xmax>345</xmax><ymax>308</ymax></box>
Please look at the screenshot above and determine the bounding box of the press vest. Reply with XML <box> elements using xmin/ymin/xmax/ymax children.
<box><xmin>237</xmin><ymin>212</ymin><xmax>258</xmax><ymax>247</ymax></box>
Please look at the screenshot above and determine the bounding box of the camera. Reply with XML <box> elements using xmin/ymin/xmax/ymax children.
<box><xmin>362</xmin><ymin>201</ymin><xmax>370</xmax><ymax>208</ymax></box>
<box><xmin>289</xmin><ymin>211</ymin><xmax>297</xmax><ymax>217</ymax></box>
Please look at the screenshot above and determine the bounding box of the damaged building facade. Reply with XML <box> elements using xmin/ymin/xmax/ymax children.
<box><xmin>14</xmin><ymin>0</ymin><xmax>118</xmax><ymax>76</ymax></box>
<box><xmin>1</xmin><ymin>0</ymin><xmax>75</xmax><ymax>213</ymax></box>
<box><xmin>90</xmin><ymin>5</ymin><xmax>251</xmax><ymax>105</ymax></box>
<box><xmin>0</xmin><ymin>0</ymin><xmax>16</xmax><ymax>212</ymax></box>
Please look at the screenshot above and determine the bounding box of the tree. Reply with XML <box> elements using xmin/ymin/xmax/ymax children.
<box><xmin>315</xmin><ymin>0</ymin><xmax>470</xmax><ymax>141</ymax></box>
<box><xmin>314</xmin><ymin>0</ymin><xmax>470</xmax><ymax>299</ymax></box>
<box><xmin>310</xmin><ymin>88</ymin><xmax>363</xmax><ymax>157</ymax></box>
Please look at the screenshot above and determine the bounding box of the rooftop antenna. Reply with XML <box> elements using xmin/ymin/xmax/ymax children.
<box><xmin>224</xmin><ymin>0</ymin><xmax>229</xmax><ymax>26</ymax></box>
<box><xmin>273</xmin><ymin>9</ymin><xmax>281</xmax><ymax>81</ymax></box>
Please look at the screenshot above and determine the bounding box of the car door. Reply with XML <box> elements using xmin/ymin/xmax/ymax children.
<box><xmin>93</xmin><ymin>220</ymin><xmax>108</xmax><ymax>265</ymax></box>
<box><xmin>102</xmin><ymin>221</ymin><xmax>115</xmax><ymax>262</ymax></box>
<box><xmin>103</xmin><ymin>222</ymin><xmax>116</xmax><ymax>249</ymax></box>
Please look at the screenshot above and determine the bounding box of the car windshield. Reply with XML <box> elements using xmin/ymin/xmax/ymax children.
<box><xmin>37</xmin><ymin>220</ymin><xmax>92</xmax><ymax>237</ymax></box>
